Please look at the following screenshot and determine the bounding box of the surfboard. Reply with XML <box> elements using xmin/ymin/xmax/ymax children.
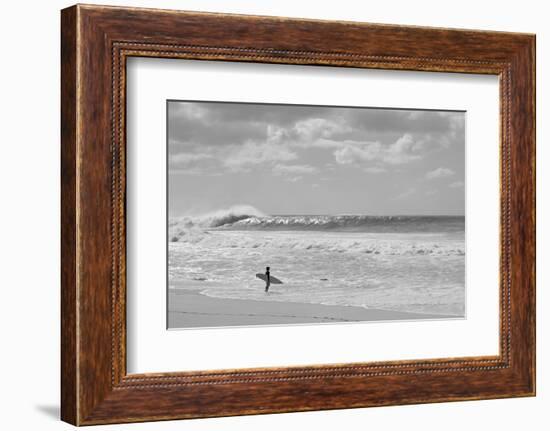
<box><xmin>256</xmin><ymin>273</ymin><xmax>283</xmax><ymax>284</ymax></box>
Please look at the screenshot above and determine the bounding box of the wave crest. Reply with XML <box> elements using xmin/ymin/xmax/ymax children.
<box><xmin>169</xmin><ymin>205</ymin><xmax>264</xmax><ymax>242</ymax></box>
<box><xmin>226</xmin><ymin>215</ymin><xmax>464</xmax><ymax>233</ymax></box>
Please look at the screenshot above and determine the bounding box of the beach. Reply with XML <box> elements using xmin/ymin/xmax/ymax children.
<box><xmin>168</xmin><ymin>289</ymin><xmax>455</xmax><ymax>329</ymax></box>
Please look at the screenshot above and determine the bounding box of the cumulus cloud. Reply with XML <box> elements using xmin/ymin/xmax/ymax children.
<box><xmin>333</xmin><ymin>141</ymin><xmax>382</xmax><ymax>164</ymax></box>
<box><xmin>384</xmin><ymin>134</ymin><xmax>423</xmax><ymax>164</ymax></box>
<box><xmin>425</xmin><ymin>167</ymin><xmax>455</xmax><ymax>179</ymax></box>
<box><xmin>167</xmin><ymin>101</ymin><xmax>465</xmax><ymax>207</ymax></box>
<box><xmin>169</xmin><ymin>101</ymin><xmax>464</xmax><ymax>153</ymax></box>
<box><xmin>167</xmin><ymin>101</ymin><xmax>466</xmax><ymax>215</ymax></box>
<box><xmin>292</xmin><ymin>118</ymin><xmax>351</xmax><ymax>143</ymax></box>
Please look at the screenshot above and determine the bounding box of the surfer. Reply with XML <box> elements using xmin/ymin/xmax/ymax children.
<box><xmin>264</xmin><ymin>266</ymin><xmax>271</xmax><ymax>293</ymax></box>
<box><xmin>256</xmin><ymin>269</ymin><xmax>281</xmax><ymax>290</ymax></box>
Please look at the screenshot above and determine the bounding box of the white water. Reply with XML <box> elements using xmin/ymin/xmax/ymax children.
<box><xmin>168</xmin><ymin>229</ymin><xmax>465</xmax><ymax>316</ymax></box>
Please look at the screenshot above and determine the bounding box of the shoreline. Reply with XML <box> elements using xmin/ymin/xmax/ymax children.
<box><xmin>168</xmin><ymin>289</ymin><xmax>458</xmax><ymax>329</ymax></box>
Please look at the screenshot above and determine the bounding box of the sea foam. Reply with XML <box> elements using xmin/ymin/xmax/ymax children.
<box><xmin>169</xmin><ymin>205</ymin><xmax>265</xmax><ymax>242</ymax></box>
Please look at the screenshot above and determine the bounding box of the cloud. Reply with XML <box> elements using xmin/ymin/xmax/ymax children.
<box><xmin>168</xmin><ymin>103</ymin><xmax>268</xmax><ymax>148</ymax></box>
<box><xmin>384</xmin><ymin>134</ymin><xmax>423</xmax><ymax>164</ymax></box>
<box><xmin>292</xmin><ymin>118</ymin><xmax>351</xmax><ymax>143</ymax></box>
<box><xmin>223</xmin><ymin>142</ymin><xmax>297</xmax><ymax>171</ymax></box>
<box><xmin>272</xmin><ymin>164</ymin><xmax>318</xmax><ymax>175</ymax></box>
<box><xmin>169</xmin><ymin>124</ymin><xmax>301</xmax><ymax>174</ymax></box>
<box><xmin>425</xmin><ymin>167</ymin><xmax>455</xmax><ymax>179</ymax></box>
<box><xmin>333</xmin><ymin>134</ymin><xmax>422</xmax><ymax>166</ymax></box>
<box><xmin>169</xmin><ymin>101</ymin><xmax>464</xmax><ymax>155</ymax></box>
<box><xmin>333</xmin><ymin>141</ymin><xmax>382</xmax><ymax>164</ymax></box>
<box><xmin>168</xmin><ymin>101</ymin><xmax>464</xmax><ymax>183</ymax></box>
<box><xmin>168</xmin><ymin>102</ymin><xmax>346</xmax><ymax>149</ymax></box>
<box><xmin>449</xmin><ymin>181</ymin><xmax>465</xmax><ymax>188</ymax></box>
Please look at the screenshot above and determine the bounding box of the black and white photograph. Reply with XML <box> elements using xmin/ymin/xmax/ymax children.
<box><xmin>167</xmin><ymin>100</ymin><xmax>466</xmax><ymax>329</ymax></box>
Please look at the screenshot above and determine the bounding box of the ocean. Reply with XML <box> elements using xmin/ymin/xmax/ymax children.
<box><xmin>168</xmin><ymin>207</ymin><xmax>465</xmax><ymax>317</ymax></box>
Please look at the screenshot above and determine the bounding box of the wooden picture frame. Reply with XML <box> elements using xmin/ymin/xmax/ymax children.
<box><xmin>61</xmin><ymin>4</ymin><xmax>535</xmax><ymax>425</ymax></box>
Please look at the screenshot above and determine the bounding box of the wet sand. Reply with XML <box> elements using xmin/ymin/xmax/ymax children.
<box><xmin>168</xmin><ymin>289</ymin><xmax>455</xmax><ymax>329</ymax></box>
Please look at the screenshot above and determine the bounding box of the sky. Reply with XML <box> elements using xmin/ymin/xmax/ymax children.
<box><xmin>168</xmin><ymin>100</ymin><xmax>465</xmax><ymax>216</ymax></box>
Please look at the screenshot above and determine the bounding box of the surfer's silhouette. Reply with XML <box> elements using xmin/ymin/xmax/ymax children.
<box><xmin>264</xmin><ymin>266</ymin><xmax>271</xmax><ymax>293</ymax></box>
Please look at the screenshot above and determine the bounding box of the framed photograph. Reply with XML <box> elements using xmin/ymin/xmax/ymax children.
<box><xmin>61</xmin><ymin>4</ymin><xmax>535</xmax><ymax>425</ymax></box>
<box><xmin>165</xmin><ymin>100</ymin><xmax>467</xmax><ymax>330</ymax></box>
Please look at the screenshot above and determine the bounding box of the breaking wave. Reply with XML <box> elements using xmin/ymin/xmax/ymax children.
<box><xmin>169</xmin><ymin>206</ymin><xmax>464</xmax><ymax>243</ymax></box>
<box><xmin>169</xmin><ymin>205</ymin><xmax>265</xmax><ymax>242</ymax></box>
<box><xmin>226</xmin><ymin>214</ymin><xmax>464</xmax><ymax>233</ymax></box>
